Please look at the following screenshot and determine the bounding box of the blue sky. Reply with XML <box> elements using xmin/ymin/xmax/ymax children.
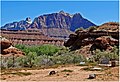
<box><xmin>1</xmin><ymin>1</ymin><xmax>119</xmax><ymax>26</ymax></box>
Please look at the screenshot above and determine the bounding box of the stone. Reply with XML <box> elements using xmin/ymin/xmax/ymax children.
<box><xmin>79</xmin><ymin>62</ymin><xmax>85</xmax><ymax>65</ymax></box>
<box><xmin>88</xmin><ymin>74</ymin><xmax>96</xmax><ymax>79</ymax></box>
<box><xmin>49</xmin><ymin>71</ymin><xmax>56</xmax><ymax>75</ymax></box>
<box><xmin>100</xmin><ymin>58</ymin><xmax>109</xmax><ymax>64</ymax></box>
<box><xmin>111</xmin><ymin>59</ymin><xmax>116</xmax><ymax>67</ymax></box>
<box><xmin>92</xmin><ymin>67</ymin><xmax>102</xmax><ymax>70</ymax></box>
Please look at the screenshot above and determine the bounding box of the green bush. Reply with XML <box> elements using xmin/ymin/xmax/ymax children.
<box><xmin>38</xmin><ymin>44</ymin><xmax>60</xmax><ymax>56</ymax></box>
<box><xmin>1</xmin><ymin>44</ymin><xmax>87</xmax><ymax>69</ymax></box>
<box><xmin>15</xmin><ymin>44</ymin><xmax>60</xmax><ymax>56</ymax></box>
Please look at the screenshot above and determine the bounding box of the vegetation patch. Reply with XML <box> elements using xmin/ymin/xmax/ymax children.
<box><xmin>61</xmin><ymin>69</ymin><xmax>73</xmax><ymax>72</ymax></box>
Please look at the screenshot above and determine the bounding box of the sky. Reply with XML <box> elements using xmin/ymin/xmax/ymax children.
<box><xmin>1</xmin><ymin>1</ymin><xmax>119</xmax><ymax>26</ymax></box>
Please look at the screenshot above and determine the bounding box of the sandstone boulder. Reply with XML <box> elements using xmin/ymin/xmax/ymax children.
<box><xmin>0</xmin><ymin>40</ymin><xmax>12</xmax><ymax>51</ymax></box>
<box><xmin>2</xmin><ymin>46</ymin><xmax>25</xmax><ymax>56</ymax></box>
<box><xmin>0</xmin><ymin>37</ymin><xmax>25</xmax><ymax>56</ymax></box>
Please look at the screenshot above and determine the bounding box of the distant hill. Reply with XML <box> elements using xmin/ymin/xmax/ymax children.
<box><xmin>1</xmin><ymin>11</ymin><xmax>96</xmax><ymax>39</ymax></box>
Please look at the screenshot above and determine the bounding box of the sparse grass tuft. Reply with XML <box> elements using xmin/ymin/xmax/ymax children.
<box><xmin>61</xmin><ymin>69</ymin><xmax>73</xmax><ymax>72</ymax></box>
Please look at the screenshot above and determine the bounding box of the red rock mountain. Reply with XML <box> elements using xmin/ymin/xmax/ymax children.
<box><xmin>1</xmin><ymin>11</ymin><xmax>96</xmax><ymax>39</ymax></box>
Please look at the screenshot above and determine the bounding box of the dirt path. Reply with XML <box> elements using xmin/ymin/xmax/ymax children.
<box><xmin>1</xmin><ymin>65</ymin><xmax>119</xmax><ymax>81</ymax></box>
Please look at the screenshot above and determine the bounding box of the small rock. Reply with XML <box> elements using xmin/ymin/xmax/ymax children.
<box><xmin>49</xmin><ymin>71</ymin><xmax>56</xmax><ymax>75</ymax></box>
<box><xmin>88</xmin><ymin>74</ymin><xmax>96</xmax><ymax>79</ymax></box>
<box><xmin>66</xmin><ymin>73</ymin><xmax>69</xmax><ymax>76</ymax></box>
<box><xmin>79</xmin><ymin>62</ymin><xmax>85</xmax><ymax>65</ymax></box>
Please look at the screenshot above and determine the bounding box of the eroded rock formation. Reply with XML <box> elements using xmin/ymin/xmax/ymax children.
<box><xmin>0</xmin><ymin>37</ymin><xmax>25</xmax><ymax>56</ymax></box>
<box><xmin>64</xmin><ymin>22</ymin><xmax>119</xmax><ymax>53</ymax></box>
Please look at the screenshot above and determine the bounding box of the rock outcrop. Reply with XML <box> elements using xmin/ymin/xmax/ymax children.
<box><xmin>2</xmin><ymin>46</ymin><xmax>25</xmax><ymax>56</ymax></box>
<box><xmin>97</xmin><ymin>22</ymin><xmax>119</xmax><ymax>32</ymax></box>
<box><xmin>90</xmin><ymin>36</ymin><xmax>118</xmax><ymax>51</ymax></box>
<box><xmin>0</xmin><ymin>38</ymin><xmax>12</xmax><ymax>51</ymax></box>
<box><xmin>64</xmin><ymin>22</ymin><xmax>119</xmax><ymax>54</ymax></box>
<box><xmin>0</xmin><ymin>37</ymin><xmax>25</xmax><ymax>56</ymax></box>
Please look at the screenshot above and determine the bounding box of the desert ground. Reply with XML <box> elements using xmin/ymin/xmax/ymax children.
<box><xmin>1</xmin><ymin>65</ymin><xmax>119</xmax><ymax>82</ymax></box>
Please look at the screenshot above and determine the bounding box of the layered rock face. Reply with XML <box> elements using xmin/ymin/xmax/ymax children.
<box><xmin>1</xmin><ymin>30</ymin><xmax>64</xmax><ymax>46</ymax></box>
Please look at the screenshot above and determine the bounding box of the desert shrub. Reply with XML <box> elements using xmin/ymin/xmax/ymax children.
<box><xmin>15</xmin><ymin>56</ymin><xmax>26</xmax><ymax>67</ymax></box>
<box><xmin>15</xmin><ymin>44</ymin><xmax>60</xmax><ymax>56</ymax></box>
<box><xmin>1</xmin><ymin>45</ymin><xmax>87</xmax><ymax>68</ymax></box>
<box><xmin>38</xmin><ymin>44</ymin><xmax>60</xmax><ymax>56</ymax></box>
<box><xmin>72</xmin><ymin>54</ymin><xmax>86</xmax><ymax>63</ymax></box>
<box><xmin>1</xmin><ymin>56</ymin><xmax>19</xmax><ymax>69</ymax></box>
<box><xmin>37</xmin><ymin>55</ymin><xmax>54</xmax><ymax>66</ymax></box>
<box><xmin>17</xmin><ymin>52</ymin><xmax>42</xmax><ymax>67</ymax></box>
<box><xmin>75</xmin><ymin>27</ymin><xmax>84</xmax><ymax>33</ymax></box>
<box><xmin>15</xmin><ymin>54</ymin><xmax>54</xmax><ymax>67</ymax></box>
<box><xmin>87</xmin><ymin>26</ymin><xmax>96</xmax><ymax>32</ymax></box>
<box><xmin>92</xmin><ymin>46</ymin><xmax>119</xmax><ymax>63</ymax></box>
<box><xmin>52</xmin><ymin>51</ymin><xmax>86</xmax><ymax>65</ymax></box>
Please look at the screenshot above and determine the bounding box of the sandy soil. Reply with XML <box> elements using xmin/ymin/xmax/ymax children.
<box><xmin>1</xmin><ymin>65</ymin><xmax>119</xmax><ymax>81</ymax></box>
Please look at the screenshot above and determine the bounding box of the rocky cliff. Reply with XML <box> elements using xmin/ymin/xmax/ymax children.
<box><xmin>1</xmin><ymin>11</ymin><xmax>96</xmax><ymax>39</ymax></box>
<box><xmin>28</xmin><ymin>11</ymin><xmax>96</xmax><ymax>31</ymax></box>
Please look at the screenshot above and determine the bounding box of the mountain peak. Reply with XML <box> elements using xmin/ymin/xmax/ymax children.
<box><xmin>58</xmin><ymin>10</ymin><xmax>69</xmax><ymax>16</ymax></box>
<box><xmin>74</xmin><ymin>13</ymin><xmax>83</xmax><ymax>18</ymax></box>
<box><xmin>1</xmin><ymin>11</ymin><xmax>96</xmax><ymax>31</ymax></box>
<box><xmin>59</xmin><ymin>10</ymin><xmax>65</xmax><ymax>14</ymax></box>
<box><xmin>25</xmin><ymin>17</ymin><xmax>32</xmax><ymax>24</ymax></box>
